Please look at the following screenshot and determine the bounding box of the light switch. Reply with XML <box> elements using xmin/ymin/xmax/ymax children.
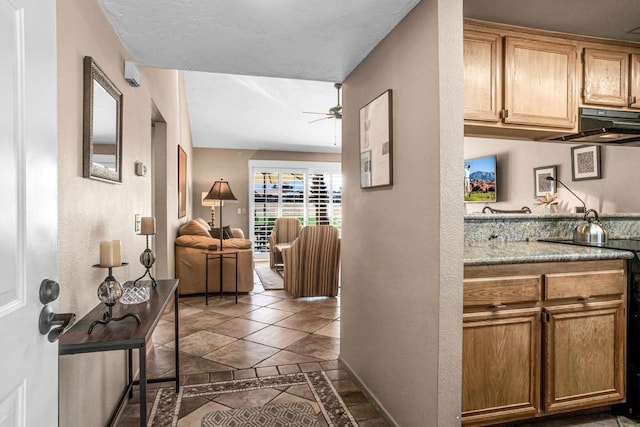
<box><xmin>135</xmin><ymin>214</ymin><xmax>141</xmax><ymax>232</ymax></box>
<box><xmin>237</xmin><ymin>208</ymin><xmax>242</xmax><ymax>214</ymax></box>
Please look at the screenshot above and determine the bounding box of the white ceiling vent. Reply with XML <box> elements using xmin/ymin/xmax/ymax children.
<box><xmin>124</xmin><ymin>61</ymin><xmax>141</xmax><ymax>87</ymax></box>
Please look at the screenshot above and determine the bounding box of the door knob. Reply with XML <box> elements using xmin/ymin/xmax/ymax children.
<box><xmin>39</xmin><ymin>279</ymin><xmax>60</xmax><ymax>304</ymax></box>
<box><xmin>39</xmin><ymin>305</ymin><xmax>76</xmax><ymax>343</ymax></box>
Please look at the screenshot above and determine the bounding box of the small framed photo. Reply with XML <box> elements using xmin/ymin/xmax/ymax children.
<box><xmin>533</xmin><ymin>165</ymin><xmax>557</xmax><ymax>198</ymax></box>
<box><xmin>571</xmin><ymin>145</ymin><xmax>601</xmax><ymax>181</ymax></box>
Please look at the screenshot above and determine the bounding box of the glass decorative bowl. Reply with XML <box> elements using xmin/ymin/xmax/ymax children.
<box><xmin>120</xmin><ymin>282</ymin><xmax>150</xmax><ymax>305</ymax></box>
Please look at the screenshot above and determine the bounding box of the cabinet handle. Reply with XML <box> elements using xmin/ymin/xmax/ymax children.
<box><xmin>630</xmin><ymin>95</ymin><xmax>637</xmax><ymax>105</ymax></box>
<box><xmin>578</xmin><ymin>296</ymin><xmax>596</xmax><ymax>302</ymax></box>
<box><xmin>490</xmin><ymin>303</ymin><xmax>507</xmax><ymax>309</ymax></box>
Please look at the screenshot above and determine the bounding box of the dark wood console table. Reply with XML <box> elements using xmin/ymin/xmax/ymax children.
<box><xmin>59</xmin><ymin>279</ymin><xmax>179</xmax><ymax>427</ymax></box>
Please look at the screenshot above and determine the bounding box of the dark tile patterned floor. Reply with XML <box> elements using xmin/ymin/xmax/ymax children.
<box><xmin>116</xmin><ymin>262</ymin><xmax>388</xmax><ymax>426</ymax></box>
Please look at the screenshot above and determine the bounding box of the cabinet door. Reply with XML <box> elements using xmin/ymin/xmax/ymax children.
<box><xmin>544</xmin><ymin>300</ymin><xmax>625</xmax><ymax>413</ymax></box>
<box><xmin>464</xmin><ymin>30</ymin><xmax>502</xmax><ymax>122</ymax></box>
<box><xmin>462</xmin><ymin>308</ymin><xmax>541</xmax><ymax>425</ymax></box>
<box><xmin>504</xmin><ymin>37</ymin><xmax>577</xmax><ymax>128</ymax></box>
<box><xmin>583</xmin><ymin>48</ymin><xmax>629</xmax><ymax>107</ymax></box>
<box><xmin>631</xmin><ymin>53</ymin><xmax>640</xmax><ymax>108</ymax></box>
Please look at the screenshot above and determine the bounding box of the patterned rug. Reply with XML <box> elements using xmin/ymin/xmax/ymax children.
<box><xmin>148</xmin><ymin>371</ymin><xmax>357</xmax><ymax>427</ymax></box>
<box><xmin>202</xmin><ymin>402</ymin><xmax>319</xmax><ymax>427</ymax></box>
<box><xmin>255</xmin><ymin>266</ymin><xmax>284</xmax><ymax>290</ymax></box>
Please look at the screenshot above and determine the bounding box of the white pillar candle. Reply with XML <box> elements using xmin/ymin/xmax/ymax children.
<box><xmin>141</xmin><ymin>217</ymin><xmax>156</xmax><ymax>235</ymax></box>
<box><xmin>100</xmin><ymin>241</ymin><xmax>114</xmax><ymax>267</ymax></box>
<box><xmin>112</xmin><ymin>240</ymin><xmax>122</xmax><ymax>266</ymax></box>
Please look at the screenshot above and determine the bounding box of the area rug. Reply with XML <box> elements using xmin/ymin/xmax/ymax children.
<box><xmin>202</xmin><ymin>401</ymin><xmax>320</xmax><ymax>427</ymax></box>
<box><xmin>148</xmin><ymin>371</ymin><xmax>357</xmax><ymax>427</ymax></box>
<box><xmin>255</xmin><ymin>266</ymin><xmax>284</xmax><ymax>290</ymax></box>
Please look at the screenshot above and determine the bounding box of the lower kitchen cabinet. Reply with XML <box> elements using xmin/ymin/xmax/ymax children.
<box><xmin>544</xmin><ymin>300</ymin><xmax>625</xmax><ymax>413</ymax></box>
<box><xmin>462</xmin><ymin>308</ymin><xmax>541</xmax><ymax>425</ymax></box>
<box><xmin>462</xmin><ymin>260</ymin><xmax>627</xmax><ymax>426</ymax></box>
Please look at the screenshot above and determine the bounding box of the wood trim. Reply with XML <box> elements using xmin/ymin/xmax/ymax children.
<box><xmin>464</xmin><ymin>259</ymin><xmax>626</xmax><ymax>279</ymax></box>
<box><xmin>465</xmin><ymin>19</ymin><xmax>640</xmax><ymax>50</ymax></box>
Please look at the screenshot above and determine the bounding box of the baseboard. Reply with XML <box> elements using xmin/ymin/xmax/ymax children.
<box><xmin>338</xmin><ymin>356</ymin><xmax>400</xmax><ymax>427</ymax></box>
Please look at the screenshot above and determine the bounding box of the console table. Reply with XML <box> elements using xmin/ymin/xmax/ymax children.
<box><xmin>59</xmin><ymin>279</ymin><xmax>179</xmax><ymax>427</ymax></box>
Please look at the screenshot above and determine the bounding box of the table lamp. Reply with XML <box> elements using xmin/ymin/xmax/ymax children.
<box><xmin>203</xmin><ymin>179</ymin><xmax>237</xmax><ymax>250</ymax></box>
<box><xmin>201</xmin><ymin>191</ymin><xmax>222</xmax><ymax>228</ymax></box>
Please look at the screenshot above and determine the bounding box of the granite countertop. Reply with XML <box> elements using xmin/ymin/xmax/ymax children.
<box><xmin>464</xmin><ymin>240</ymin><xmax>635</xmax><ymax>266</ymax></box>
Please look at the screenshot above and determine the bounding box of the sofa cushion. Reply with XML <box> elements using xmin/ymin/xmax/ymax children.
<box><xmin>175</xmin><ymin>234</ymin><xmax>252</xmax><ymax>250</ymax></box>
<box><xmin>210</xmin><ymin>225</ymin><xmax>234</xmax><ymax>239</ymax></box>
<box><xmin>178</xmin><ymin>219</ymin><xmax>210</xmax><ymax>237</ymax></box>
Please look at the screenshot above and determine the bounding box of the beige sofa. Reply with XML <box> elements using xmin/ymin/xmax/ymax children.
<box><xmin>175</xmin><ymin>219</ymin><xmax>254</xmax><ymax>295</ymax></box>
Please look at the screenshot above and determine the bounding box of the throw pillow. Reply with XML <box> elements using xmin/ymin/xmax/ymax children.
<box><xmin>210</xmin><ymin>225</ymin><xmax>234</xmax><ymax>239</ymax></box>
<box><xmin>178</xmin><ymin>219</ymin><xmax>210</xmax><ymax>237</ymax></box>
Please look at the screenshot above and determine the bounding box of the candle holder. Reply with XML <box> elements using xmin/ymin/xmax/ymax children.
<box><xmin>134</xmin><ymin>234</ymin><xmax>157</xmax><ymax>288</ymax></box>
<box><xmin>89</xmin><ymin>263</ymin><xmax>141</xmax><ymax>334</ymax></box>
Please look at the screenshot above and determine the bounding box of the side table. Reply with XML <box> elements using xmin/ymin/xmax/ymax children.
<box><xmin>203</xmin><ymin>248</ymin><xmax>239</xmax><ymax>304</ymax></box>
<box><xmin>58</xmin><ymin>279</ymin><xmax>179</xmax><ymax>427</ymax></box>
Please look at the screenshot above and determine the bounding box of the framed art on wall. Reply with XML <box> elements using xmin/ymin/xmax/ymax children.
<box><xmin>178</xmin><ymin>145</ymin><xmax>187</xmax><ymax>219</ymax></box>
<box><xmin>571</xmin><ymin>145</ymin><xmax>601</xmax><ymax>181</ymax></box>
<box><xmin>360</xmin><ymin>89</ymin><xmax>393</xmax><ymax>188</ymax></box>
<box><xmin>533</xmin><ymin>165</ymin><xmax>557</xmax><ymax>197</ymax></box>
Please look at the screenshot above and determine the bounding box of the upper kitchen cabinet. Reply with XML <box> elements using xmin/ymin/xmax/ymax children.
<box><xmin>504</xmin><ymin>37</ymin><xmax>577</xmax><ymax>129</ymax></box>
<box><xmin>582</xmin><ymin>48</ymin><xmax>629</xmax><ymax>107</ymax></box>
<box><xmin>631</xmin><ymin>54</ymin><xmax>640</xmax><ymax>109</ymax></box>
<box><xmin>464</xmin><ymin>30</ymin><xmax>502</xmax><ymax>122</ymax></box>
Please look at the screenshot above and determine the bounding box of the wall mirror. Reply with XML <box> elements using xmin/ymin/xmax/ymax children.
<box><xmin>83</xmin><ymin>56</ymin><xmax>123</xmax><ymax>183</ymax></box>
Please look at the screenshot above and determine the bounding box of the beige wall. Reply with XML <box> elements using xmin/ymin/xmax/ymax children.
<box><xmin>191</xmin><ymin>148</ymin><xmax>340</xmax><ymax>235</ymax></box>
<box><xmin>465</xmin><ymin>137</ymin><xmax>640</xmax><ymax>214</ymax></box>
<box><xmin>341</xmin><ymin>0</ymin><xmax>464</xmax><ymax>425</ymax></box>
<box><xmin>56</xmin><ymin>0</ymin><xmax>192</xmax><ymax>425</ymax></box>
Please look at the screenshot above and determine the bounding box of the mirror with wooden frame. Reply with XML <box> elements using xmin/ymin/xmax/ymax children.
<box><xmin>83</xmin><ymin>56</ymin><xmax>123</xmax><ymax>183</ymax></box>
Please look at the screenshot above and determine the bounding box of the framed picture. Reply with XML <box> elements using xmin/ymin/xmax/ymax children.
<box><xmin>533</xmin><ymin>165</ymin><xmax>557</xmax><ymax>198</ymax></box>
<box><xmin>360</xmin><ymin>89</ymin><xmax>392</xmax><ymax>188</ymax></box>
<box><xmin>464</xmin><ymin>155</ymin><xmax>497</xmax><ymax>203</ymax></box>
<box><xmin>571</xmin><ymin>145</ymin><xmax>601</xmax><ymax>181</ymax></box>
<box><xmin>178</xmin><ymin>145</ymin><xmax>187</xmax><ymax>219</ymax></box>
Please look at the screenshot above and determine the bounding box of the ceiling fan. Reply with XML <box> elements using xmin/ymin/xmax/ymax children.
<box><xmin>303</xmin><ymin>83</ymin><xmax>342</xmax><ymax>123</ymax></box>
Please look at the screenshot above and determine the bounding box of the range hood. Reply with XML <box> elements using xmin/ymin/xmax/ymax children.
<box><xmin>549</xmin><ymin>107</ymin><xmax>640</xmax><ymax>145</ymax></box>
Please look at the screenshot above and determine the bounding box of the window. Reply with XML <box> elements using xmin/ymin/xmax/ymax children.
<box><xmin>249</xmin><ymin>161</ymin><xmax>341</xmax><ymax>256</ymax></box>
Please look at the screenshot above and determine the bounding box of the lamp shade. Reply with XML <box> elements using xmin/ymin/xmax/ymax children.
<box><xmin>204</xmin><ymin>179</ymin><xmax>237</xmax><ymax>202</ymax></box>
<box><xmin>201</xmin><ymin>192</ymin><xmax>222</xmax><ymax>207</ymax></box>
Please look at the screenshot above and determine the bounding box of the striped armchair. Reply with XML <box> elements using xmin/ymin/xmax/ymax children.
<box><xmin>268</xmin><ymin>217</ymin><xmax>302</xmax><ymax>270</ymax></box>
<box><xmin>281</xmin><ymin>225</ymin><xmax>341</xmax><ymax>298</ymax></box>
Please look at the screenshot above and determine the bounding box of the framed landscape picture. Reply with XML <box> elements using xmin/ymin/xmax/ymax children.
<box><xmin>464</xmin><ymin>155</ymin><xmax>497</xmax><ymax>203</ymax></box>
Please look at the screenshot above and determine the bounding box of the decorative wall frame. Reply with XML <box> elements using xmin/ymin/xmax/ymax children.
<box><xmin>359</xmin><ymin>89</ymin><xmax>393</xmax><ymax>188</ymax></box>
<box><xmin>178</xmin><ymin>145</ymin><xmax>187</xmax><ymax>219</ymax></box>
<box><xmin>571</xmin><ymin>145</ymin><xmax>601</xmax><ymax>181</ymax></box>
<box><xmin>83</xmin><ymin>56</ymin><xmax>123</xmax><ymax>183</ymax></box>
<box><xmin>533</xmin><ymin>165</ymin><xmax>557</xmax><ymax>197</ymax></box>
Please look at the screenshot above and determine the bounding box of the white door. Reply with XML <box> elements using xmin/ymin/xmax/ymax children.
<box><xmin>0</xmin><ymin>0</ymin><xmax>59</xmax><ymax>425</ymax></box>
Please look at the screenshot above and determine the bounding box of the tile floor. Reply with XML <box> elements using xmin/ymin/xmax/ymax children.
<box><xmin>116</xmin><ymin>262</ymin><xmax>639</xmax><ymax>426</ymax></box>
<box><xmin>116</xmin><ymin>262</ymin><xmax>388</xmax><ymax>426</ymax></box>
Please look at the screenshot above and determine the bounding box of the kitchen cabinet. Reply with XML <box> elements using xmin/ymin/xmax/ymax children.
<box><xmin>582</xmin><ymin>48</ymin><xmax>629</xmax><ymax>107</ymax></box>
<box><xmin>632</xmin><ymin>54</ymin><xmax>640</xmax><ymax>108</ymax></box>
<box><xmin>464</xmin><ymin>30</ymin><xmax>501</xmax><ymax>122</ymax></box>
<box><xmin>503</xmin><ymin>36</ymin><xmax>577</xmax><ymax>129</ymax></box>
<box><xmin>462</xmin><ymin>260</ymin><xmax>627</xmax><ymax>426</ymax></box>
<box><xmin>464</xmin><ymin>22</ymin><xmax>578</xmax><ymax>136</ymax></box>
<box><xmin>543</xmin><ymin>269</ymin><xmax>626</xmax><ymax>413</ymax></box>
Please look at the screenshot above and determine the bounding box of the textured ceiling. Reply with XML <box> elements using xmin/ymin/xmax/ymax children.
<box><xmin>98</xmin><ymin>0</ymin><xmax>640</xmax><ymax>152</ymax></box>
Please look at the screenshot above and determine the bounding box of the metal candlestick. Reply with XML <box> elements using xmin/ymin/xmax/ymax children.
<box><xmin>134</xmin><ymin>234</ymin><xmax>157</xmax><ymax>288</ymax></box>
<box><xmin>89</xmin><ymin>263</ymin><xmax>141</xmax><ymax>334</ymax></box>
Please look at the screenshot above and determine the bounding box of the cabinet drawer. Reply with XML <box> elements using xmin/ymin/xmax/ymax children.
<box><xmin>544</xmin><ymin>270</ymin><xmax>625</xmax><ymax>301</ymax></box>
<box><xmin>464</xmin><ymin>276</ymin><xmax>541</xmax><ymax>308</ymax></box>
